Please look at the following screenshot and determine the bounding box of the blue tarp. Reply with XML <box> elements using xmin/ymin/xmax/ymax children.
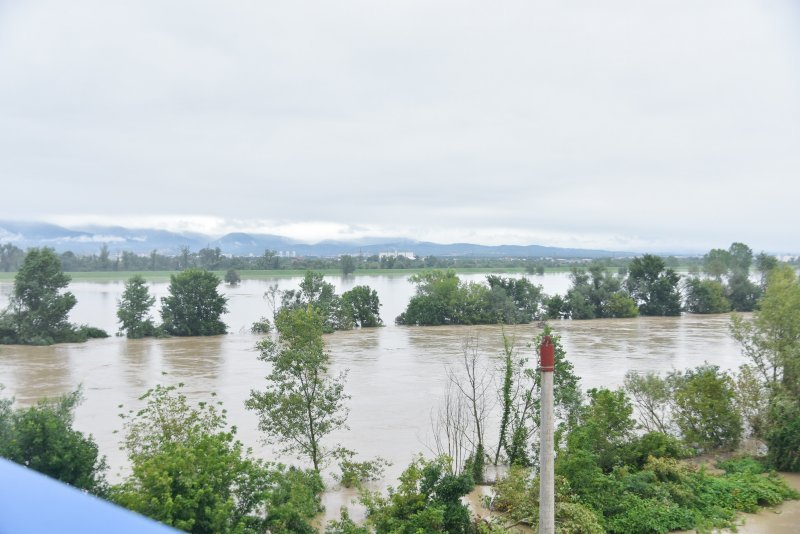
<box><xmin>0</xmin><ymin>458</ymin><xmax>179</xmax><ymax>534</ymax></box>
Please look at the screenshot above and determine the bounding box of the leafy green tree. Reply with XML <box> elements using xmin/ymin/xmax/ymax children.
<box><xmin>117</xmin><ymin>275</ymin><xmax>157</xmax><ymax>338</ymax></box>
<box><xmin>0</xmin><ymin>248</ymin><xmax>106</xmax><ymax>344</ymax></box>
<box><xmin>198</xmin><ymin>247</ymin><xmax>222</xmax><ymax>270</ymax></box>
<box><xmin>625</xmin><ymin>254</ymin><xmax>682</xmax><ymax>316</ymax></box>
<box><xmin>563</xmin><ymin>265</ymin><xmax>637</xmax><ymax>319</ymax></box>
<box><xmin>543</xmin><ymin>294</ymin><xmax>566</xmax><ymax>319</ymax></box>
<box><xmin>727</xmin><ymin>272</ymin><xmax>760</xmax><ymax>312</ymax></box>
<box><xmin>340</xmin><ymin>255</ymin><xmax>356</xmax><ymax>275</ymax></box>
<box><xmin>0</xmin><ymin>390</ymin><xmax>107</xmax><ymax>494</ymax></box>
<box><xmin>0</xmin><ymin>243</ymin><xmax>25</xmax><ymax>272</ymax></box>
<box><xmin>341</xmin><ymin>285</ymin><xmax>383</xmax><ymax>327</ymax></box>
<box><xmin>684</xmin><ymin>278</ymin><xmax>731</xmax><ymax>314</ymax></box>
<box><xmin>281</xmin><ymin>271</ymin><xmax>352</xmax><ymax>332</ymax></box>
<box><xmin>112</xmin><ymin>384</ymin><xmax>323</xmax><ymax>533</ymax></box>
<box><xmin>486</xmin><ymin>275</ymin><xmax>543</xmax><ymax>323</ymax></box>
<box><xmin>357</xmin><ymin>456</ymin><xmax>474</xmax><ymax>534</ymax></box>
<box><xmin>623</xmin><ymin>370</ymin><xmax>673</xmax><ymax>434</ymax></box>
<box><xmin>224</xmin><ymin>269</ymin><xmax>241</xmax><ymax>285</ymax></box>
<box><xmin>161</xmin><ymin>269</ymin><xmax>228</xmax><ymax>336</ymax></box>
<box><xmin>731</xmin><ymin>265</ymin><xmax>800</xmax><ymax>398</ymax></box>
<box><xmin>727</xmin><ymin>242</ymin><xmax>753</xmax><ymax>276</ymax></box>
<box><xmin>755</xmin><ymin>252</ymin><xmax>778</xmax><ymax>290</ymax></box>
<box><xmin>731</xmin><ymin>265</ymin><xmax>800</xmax><ymax>469</ymax></box>
<box><xmin>246</xmin><ymin>306</ymin><xmax>350</xmax><ymax>471</ymax></box>
<box><xmin>671</xmin><ymin>365</ymin><xmax>742</xmax><ymax>451</ymax></box>
<box><xmin>703</xmin><ymin>248</ymin><xmax>731</xmax><ymax>280</ymax></box>
<box><xmin>562</xmin><ymin>388</ymin><xmax>637</xmax><ymax>473</ymax></box>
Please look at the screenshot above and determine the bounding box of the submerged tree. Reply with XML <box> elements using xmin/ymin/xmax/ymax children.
<box><xmin>246</xmin><ymin>306</ymin><xmax>350</xmax><ymax>471</ymax></box>
<box><xmin>160</xmin><ymin>269</ymin><xmax>228</xmax><ymax>336</ymax></box>
<box><xmin>0</xmin><ymin>248</ymin><xmax>107</xmax><ymax>344</ymax></box>
<box><xmin>280</xmin><ymin>271</ymin><xmax>353</xmax><ymax>332</ymax></box>
<box><xmin>341</xmin><ymin>285</ymin><xmax>383</xmax><ymax>327</ymax></box>
<box><xmin>625</xmin><ymin>254</ymin><xmax>682</xmax><ymax>316</ymax></box>
<box><xmin>116</xmin><ymin>275</ymin><xmax>157</xmax><ymax>338</ymax></box>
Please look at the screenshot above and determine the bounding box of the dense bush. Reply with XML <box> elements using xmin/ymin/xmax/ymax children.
<box><xmin>396</xmin><ymin>270</ymin><xmax>543</xmax><ymax>326</ymax></box>
<box><xmin>0</xmin><ymin>390</ymin><xmax>107</xmax><ymax>494</ymax></box>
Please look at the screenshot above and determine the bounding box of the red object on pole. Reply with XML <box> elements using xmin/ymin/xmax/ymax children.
<box><xmin>540</xmin><ymin>335</ymin><xmax>555</xmax><ymax>372</ymax></box>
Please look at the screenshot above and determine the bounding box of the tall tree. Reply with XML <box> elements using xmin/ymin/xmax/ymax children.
<box><xmin>340</xmin><ymin>254</ymin><xmax>356</xmax><ymax>275</ymax></box>
<box><xmin>0</xmin><ymin>243</ymin><xmax>25</xmax><ymax>272</ymax></box>
<box><xmin>246</xmin><ymin>307</ymin><xmax>350</xmax><ymax>471</ymax></box>
<box><xmin>625</xmin><ymin>254</ymin><xmax>682</xmax><ymax>316</ymax></box>
<box><xmin>161</xmin><ymin>269</ymin><xmax>228</xmax><ymax>336</ymax></box>
<box><xmin>1</xmin><ymin>248</ymin><xmax>77</xmax><ymax>344</ymax></box>
<box><xmin>731</xmin><ymin>265</ymin><xmax>800</xmax><ymax>470</ymax></box>
<box><xmin>280</xmin><ymin>271</ymin><xmax>352</xmax><ymax>332</ymax></box>
<box><xmin>341</xmin><ymin>285</ymin><xmax>383</xmax><ymax>327</ymax></box>
<box><xmin>117</xmin><ymin>275</ymin><xmax>157</xmax><ymax>338</ymax></box>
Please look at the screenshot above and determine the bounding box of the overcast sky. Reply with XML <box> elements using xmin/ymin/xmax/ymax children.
<box><xmin>1</xmin><ymin>1</ymin><xmax>798</xmax><ymax>252</ymax></box>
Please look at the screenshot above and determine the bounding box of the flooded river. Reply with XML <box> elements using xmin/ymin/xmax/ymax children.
<box><xmin>0</xmin><ymin>272</ymin><xmax>765</xmax><ymax>527</ymax></box>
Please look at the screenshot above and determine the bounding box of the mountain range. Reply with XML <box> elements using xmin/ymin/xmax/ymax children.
<box><xmin>0</xmin><ymin>221</ymin><xmax>632</xmax><ymax>259</ymax></box>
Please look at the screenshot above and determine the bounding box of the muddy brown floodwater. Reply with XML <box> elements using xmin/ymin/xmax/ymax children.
<box><xmin>1</xmin><ymin>274</ymin><xmax>793</xmax><ymax>530</ymax></box>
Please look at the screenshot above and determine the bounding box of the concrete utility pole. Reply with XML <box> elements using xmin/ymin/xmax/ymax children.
<box><xmin>539</xmin><ymin>335</ymin><xmax>555</xmax><ymax>534</ymax></box>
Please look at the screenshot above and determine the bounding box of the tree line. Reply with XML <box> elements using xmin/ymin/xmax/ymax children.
<box><xmin>0</xmin><ymin>241</ymin><xmax>701</xmax><ymax>275</ymax></box>
<box><xmin>397</xmin><ymin>243</ymin><xmax>782</xmax><ymax>326</ymax></box>
<box><xmin>0</xmin><ymin>242</ymin><xmax>787</xmax><ymax>346</ymax></box>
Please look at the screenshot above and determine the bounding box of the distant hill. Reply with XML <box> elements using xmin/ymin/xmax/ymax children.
<box><xmin>0</xmin><ymin>220</ymin><xmax>633</xmax><ymax>259</ymax></box>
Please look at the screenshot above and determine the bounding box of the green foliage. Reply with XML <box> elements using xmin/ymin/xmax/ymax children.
<box><xmin>0</xmin><ymin>389</ymin><xmax>107</xmax><ymax>494</ymax></box>
<box><xmin>117</xmin><ymin>275</ymin><xmax>157</xmax><ymax>338</ymax></box>
<box><xmin>698</xmin><ymin>243</ymin><xmax>761</xmax><ymax>311</ymax></box>
<box><xmin>161</xmin><ymin>268</ymin><xmax>228</xmax><ymax>336</ymax></box>
<box><xmin>0</xmin><ymin>242</ymin><xmax>25</xmax><ymax>272</ymax></box>
<box><xmin>0</xmin><ymin>248</ymin><xmax>106</xmax><ymax>344</ymax></box>
<box><xmin>684</xmin><ymin>278</ymin><xmax>731</xmax><ymax>314</ymax></box>
<box><xmin>731</xmin><ymin>266</ymin><xmax>800</xmax><ymax>470</ymax></box>
<box><xmin>625</xmin><ymin>254</ymin><xmax>682</xmax><ymax>316</ymax></box>
<box><xmin>358</xmin><ymin>455</ymin><xmax>474</xmax><ymax>534</ymax></box>
<box><xmin>671</xmin><ymin>365</ymin><xmax>742</xmax><ymax>451</ymax></box>
<box><xmin>340</xmin><ymin>255</ymin><xmax>356</xmax><ymax>275</ymax></box>
<box><xmin>396</xmin><ymin>271</ymin><xmax>543</xmax><ymax>326</ymax></box>
<box><xmin>542</xmin><ymin>294</ymin><xmax>566</xmax><ymax>319</ymax></box>
<box><xmin>246</xmin><ymin>306</ymin><xmax>350</xmax><ymax>470</ymax></box>
<box><xmin>325</xmin><ymin>508</ymin><xmax>370</xmax><ymax>534</ymax></box>
<box><xmin>486</xmin><ymin>275</ymin><xmax>543</xmax><ymax>324</ymax></box>
<box><xmin>623</xmin><ymin>370</ymin><xmax>673</xmax><ymax>434</ymax></box>
<box><xmin>112</xmin><ymin>383</ymin><xmax>323</xmax><ymax>533</ymax></box>
<box><xmin>624</xmin><ymin>432</ymin><xmax>689</xmax><ymax>469</ymax></box>
<box><xmin>281</xmin><ymin>271</ymin><xmax>354</xmax><ymax>332</ymax></box>
<box><xmin>223</xmin><ymin>269</ymin><xmax>241</xmax><ymax>285</ymax></box>
<box><xmin>561</xmin><ymin>388</ymin><xmax>637</xmax><ymax>473</ymax></box>
<box><xmin>334</xmin><ymin>450</ymin><xmax>390</xmax><ymax>488</ymax></box>
<box><xmin>563</xmin><ymin>265</ymin><xmax>638</xmax><ymax>320</ymax></box>
<box><xmin>491</xmin><ymin>468</ymin><xmax>604</xmax><ymax>533</ymax></box>
<box><xmin>250</xmin><ymin>316</ymin><xmax>272</xmax><ymax>334</ymax></box>
<box><xmin>764</xmin><ymin>393</ymin><xmax>800</xmax><ymax>471</ymax></box>
<box><xmin>727</xmin><ymin>272</ymin><xmax>760</xmax><ymax>312</ymax></box>
<box><xmin>341</xmin><ymin>285</ymin><xmax>383</xmax><ymax>327</ymax></box>
<box><xmin>555</xmin><ymin>451</ymin><xmax>797</xmax><ymax>533</ymax></box>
